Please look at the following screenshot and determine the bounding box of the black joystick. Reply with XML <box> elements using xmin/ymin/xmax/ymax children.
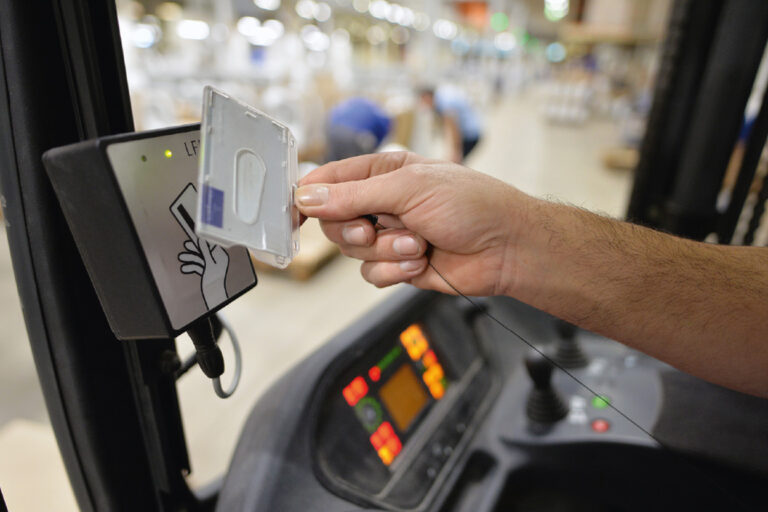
<box><xmin>525</xmin><ymin>349</ymin><xmax>568</xmax><ymax>424</ymax></box>
<box><xmin>554</xmin><ymin>320</ymin><xmax>588</xmax><ymax>369</ymax></box>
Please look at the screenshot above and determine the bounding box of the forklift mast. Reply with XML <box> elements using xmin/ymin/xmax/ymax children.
<box><xmin>0</xmin><ymin>1</ymin><xmax>200</xmax><ymax>510</ymax></box>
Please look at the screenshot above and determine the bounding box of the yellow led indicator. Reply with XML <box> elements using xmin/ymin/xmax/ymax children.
<box><xmin>399</xmin><ymin>325</ymin><xmax>448</xmax><ymax>400</ymax></box>
<box><xmin>378</xmin><ymin>446</ymin><xmax>394</xmax><ymax>466</ymax></box>
<box><xmin>164</xmin><ymin>149</ymin><xmax>173</xmax><ymax>158</ymax></box>
<box><xmin>400</xmin><ymin>325</ymin><xmax>428</xmax><ymax>361</ymax></box>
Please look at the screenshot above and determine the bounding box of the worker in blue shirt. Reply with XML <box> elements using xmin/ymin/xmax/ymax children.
<box><xmin>326</xmin><ymin>97</ymin><xmax>392</xmax><ymax>163</ymax></box>
<box><xmin>420</xmin><ymin>85</ymin><xmax>483</xmax><ymax>163</ymax></box>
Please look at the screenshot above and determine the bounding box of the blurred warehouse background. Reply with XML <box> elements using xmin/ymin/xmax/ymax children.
<box><xmin>118</xmin><ymin>0</ymin><xmax>669</xmax><ymax>161</ymax></box>
<box><xmin>0</xmin><ymin>0</ymin><xmax>675</xmax><ymax>509</ymax></box>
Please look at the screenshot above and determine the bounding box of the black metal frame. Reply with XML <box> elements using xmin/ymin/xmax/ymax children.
<box><xmin>627</xmin><ymin>0</ymin><xmax>768</xmax><ymax>243</ymax></box>
<box><xmin>718</xmin><ymin>81</ymin><xmax>768</xmax><ymax>244</ymax></box>
<box><xmin>0</xmin><ymin>1</ymin><xmax>205</xmax><ymax>510</ymax></box>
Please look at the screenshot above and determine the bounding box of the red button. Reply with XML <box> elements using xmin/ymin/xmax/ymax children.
<box><xmin>591</xmin><ymin>419</ymin><xmax>610</xmax><ymax>433</ymax></box>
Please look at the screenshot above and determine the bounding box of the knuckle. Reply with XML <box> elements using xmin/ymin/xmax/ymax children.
<box><xmin>361</xmin><ymin>261</ymin><xmax>389</xmax><ymax>288</ymax></box>
<box><xmin>339</xmin><ymin>245</ymin><xmax>357</xmax><ymax>258</ymax></box>
<box><xmin>320</xmin><ymin>225</ymin><xmax>342</xmax><ymax>244</ymax></box>
<box><xmin>390</xmin><ymin>151</ymin><xmax>412</xmax><ymax>168</ymax></box>
<box><xmin>335</xmin><ymin>183</ymin><xmax>364</xmax><ymax>217</ymax></box>
<box><xmin>399</xmin><ymin>163</ymin><xmax>432</xmax><ymax>183</ymax></box>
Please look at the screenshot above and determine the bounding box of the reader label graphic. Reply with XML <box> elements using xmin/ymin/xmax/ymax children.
<box><xmin>106</xmin><ymin>130</ymin><xmax>256</xmax><ymax>330</ymax></box>
<box><xmin>171</xmin><ymin>183</ymin><xmax>230</xmax><ymax>309</ymax></box>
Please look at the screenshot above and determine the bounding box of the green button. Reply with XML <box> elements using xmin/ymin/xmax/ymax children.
<box><xmin>591</xmin><ymin>395</ymin><xmax>610</xmax><ymax>409</ymax></box>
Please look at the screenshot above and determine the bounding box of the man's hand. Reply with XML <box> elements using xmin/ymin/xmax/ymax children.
<box><xmin>295</xmin><ymin>152</ymin><xmax>530</xmax><ymax>297</ymax></box>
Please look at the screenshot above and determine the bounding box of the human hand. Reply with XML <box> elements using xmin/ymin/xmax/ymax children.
<box><xmin>179</xmin><ymin>239</ymin><xmax>229</xmax><ymax>308</ymax></box>
<box><xmin>295</xmin><ymin>152</ymin><xmax>530</xmax><ymax>296</ymax></box>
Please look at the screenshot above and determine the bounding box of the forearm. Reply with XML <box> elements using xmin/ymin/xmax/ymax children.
<box><xmin>510</xmin><ymin>196</ymin><xmax>768</xmax><ymax>397</ymax></box>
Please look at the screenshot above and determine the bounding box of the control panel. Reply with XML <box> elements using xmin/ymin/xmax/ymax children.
<box><xmin>313</xmin><ymin>294</ymin><xmax>497</xmax><ymax>509</ymax></box>
<box><xmin>340</xmin><ymin>323</ymin><xmax>449</xmax><ymax>467</ymax></box>
<box><xmin>216</xmin><ymin>290</ymin><xmax>768</xmax><ymax>512</ymax></box>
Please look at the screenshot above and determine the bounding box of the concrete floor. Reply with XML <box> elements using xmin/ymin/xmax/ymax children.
<box><xmin>0</xmin><ymin>90</ymin><xmax>633</xmax><ymax>510</ymax></box>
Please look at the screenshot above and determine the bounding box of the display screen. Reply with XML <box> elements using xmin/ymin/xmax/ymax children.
<box><xmin>379</xmin><ymin>364</ymin><xmax>429</xmax><ymax>432</ymax></box>
<box><xmin>341</xmin><ymin>323</ymin><xmax>449</xmax><ymax>467</ymax></box>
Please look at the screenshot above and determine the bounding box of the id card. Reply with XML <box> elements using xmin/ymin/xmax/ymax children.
<box><xmin>196</xmin><ymin>86</ymin><xmax>300</xmax><ymax>269</ymax></box>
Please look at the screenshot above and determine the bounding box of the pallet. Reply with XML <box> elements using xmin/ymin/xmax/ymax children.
<box><xmin>602</xmin><ymin>146</ymin><xmax>639</xmax><ymax>171</ymax></box>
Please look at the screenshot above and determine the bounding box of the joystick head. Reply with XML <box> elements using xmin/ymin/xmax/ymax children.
<box><xmin>525</xmin><ymin>350</ymin><xmax>555</xmax><ymax>389</ymax></box>
<box><xmin>524</xmin><ymin>348</ymin><xmax>568</xmax><ymax>425</ymax></box>
<box><xmin>553</xmin><ymin>319</ymin><xmax>588</xmax><ymax>369</ymax></box>
<box><xmin>555</xmin><ymin>319</ymin><xmax>577</xmax><ymax>339</ymax></box>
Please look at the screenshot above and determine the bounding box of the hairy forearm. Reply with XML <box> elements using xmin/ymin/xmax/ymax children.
<box><xmin>510</xmin><ymin>196</ymin><xmax>768</xmax><ymax>397</ymax></box>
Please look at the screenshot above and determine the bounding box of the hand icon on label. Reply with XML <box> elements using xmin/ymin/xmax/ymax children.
<box><xmin>179</xmin><ymin>238</ymin><xmax>229</xmax><ymax>309</ymax></box>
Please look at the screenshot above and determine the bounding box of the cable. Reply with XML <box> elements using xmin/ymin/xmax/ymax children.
<box><xmin>426</xmin><ymin>261</ymin><xmax>757</xmax><ymax>512</ymax></box>
<box><xmin>212</xmin><ymin>312</ymin><xmax>242</xmax><ymax>399</ymax></box>
<box><xmin>187</xmin><ymin>317</ymin><xmax>225</xmax><ymax>379</ymax></box>
<box><xmin>185</xmin><ymin>314</ymin><xmax>242</xmax><ymax>399</ymax></box>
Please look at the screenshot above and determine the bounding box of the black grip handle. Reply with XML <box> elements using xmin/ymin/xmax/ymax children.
<box><xmin>187</xmin><ymin>317</ymin><xmax>224</xmax><ymax>379</ymax></box>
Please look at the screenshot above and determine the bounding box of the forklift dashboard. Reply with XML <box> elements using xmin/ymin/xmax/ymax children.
<box><xmin>215</xmin><ymin>288</ymin><xmax>768</xmax><ymax>512</ymax></box>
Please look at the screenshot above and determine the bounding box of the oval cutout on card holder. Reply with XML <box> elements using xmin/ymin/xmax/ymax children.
<box><xmin>234</xmin><ymin>149</ymin><xmax>266</xmax><ymax>224</ymax></box>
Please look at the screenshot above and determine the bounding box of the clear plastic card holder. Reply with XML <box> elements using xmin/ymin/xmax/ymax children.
<box><xmin>197</xmin><ymin>86</ymin><xmax>299</xmax><ymax>269</ymax></box>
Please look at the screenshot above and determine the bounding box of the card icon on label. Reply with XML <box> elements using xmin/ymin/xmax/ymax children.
<box><xmin>171</xmin><ymin>183</ymin><xmax>230</xmax><ymax>309</ymax></box>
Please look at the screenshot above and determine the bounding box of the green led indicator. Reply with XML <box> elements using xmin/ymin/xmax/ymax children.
<box><xmin>141</xmin><ymin>155</ymin><xmax>147</xmax><ymax>162</ymax></box>
<box><xmin>377</xmin><ymin>345</ymin><xmax>402</xmax><ymax>373</ymax></box>
<box><xmin>490</xmin><ymin>12</ymin><xmax>509</xmax><ymax>32</ymax></box>
<box><xmin>592</xmin><ymin>395</ymin><xmax>610</xmax><ymax>409</ymax></box>
<box><xmin>164</xmin><ymin>149</ymin><xmax>173</xmax><ymax>158</ymax></box>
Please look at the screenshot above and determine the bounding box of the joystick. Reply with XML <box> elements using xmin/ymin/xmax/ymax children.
<box><xmin>525</xmin><ymin>349</ymin><xmax>568</xmax><ymax>424</ymax></box>
<box><xmin>554</xmin><ymin>320</ymin><xmax>588</xmax><ymax>369</ymax></box>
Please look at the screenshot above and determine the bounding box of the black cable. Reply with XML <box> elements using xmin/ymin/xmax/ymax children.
<box><xmin>427</xmin><ymin>261</ymin><xmax>756</xmax><ymax>512</ymax></box>
<box><xmin>176</xmin><ymin>315</ymin><xmax>226</xmax><ymax>378</ymax></box>
<box><xmin>186</xmin><ymin>317</ymin><xmax>224</xmax><ymax>379</ymax></box>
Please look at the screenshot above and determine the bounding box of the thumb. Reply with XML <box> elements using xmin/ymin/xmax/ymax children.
<box><xmin>294</xmin><ymin>171</ymin><xmax>414</xmax><ymax>221</ymax></box>
<box><xmin>211</xmin><ymin>244</ymin><xmax>229</xmax><ymax>265</ymax></box>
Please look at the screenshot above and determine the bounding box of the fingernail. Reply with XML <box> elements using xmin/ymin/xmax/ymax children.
<box><xmin>295</xmin><ymin>185</ymin><xmax>329</xmax><ymax>207</ymax></box>
<box><xmin>399</xmin><ymin>260</ymin><xmax>423</xmax><ymax>272</ymax></box>
<box><xmin>342</xmin><ymin>225</ymin><xmax>368</xmax><ymax>246</ymax></box>
<box><xmin>393</xmin><ymin>235</ymin><xmax>419</xmax><ymax>256</ymax></box>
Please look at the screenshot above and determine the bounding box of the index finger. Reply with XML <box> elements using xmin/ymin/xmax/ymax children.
<box><xmin>300</xmin><ymin>151</ymin><xmax>427</xmax><ymax>186</ymax></box>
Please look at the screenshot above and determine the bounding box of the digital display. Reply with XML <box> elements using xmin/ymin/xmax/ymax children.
<box><xmin>379</xmin><ymin>364</ymin><xmax>429</xmax><ymax>432</ymax></box>
<box><xmin>341</xmin><ymin>323</ymin><xmax>450</xmax><ymax>467</ymax></box>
